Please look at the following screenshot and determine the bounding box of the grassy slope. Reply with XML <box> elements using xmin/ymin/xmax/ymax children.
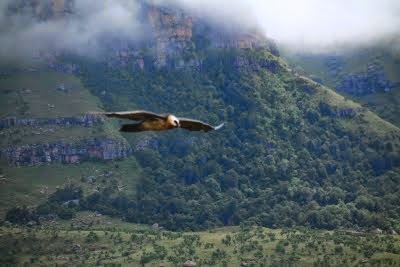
<box><xmin>0</xmin><ymin>71</ymin><xmax>102</xmax><ymax>118</ymax></box>
<box><xmin>1</xmin><ymin>49</ymin><xmax>399</xmax><ymax>218</ymax></box>
<box><xmin>243</xmin><ymin>48</ymin><xmax>400</xmax><ymax>137</ymax></box>
<box><xmin>1</xmin><ymin>213</ymin><xmax>399</xmax><ymax>266</ymax></box>
<box><xmin>0</xmin><ymin>69</ymin><xmax>140</xmax><ymax>217</ymax></box>
<box><xmin>0</xmin><ymin>49</ymin><xmax>400</xmax><ymax>266</ymax></box>
<box><xmin>0</xmin><ymin>70</ymin><xmax>123</xmax><ymax>143</ymax></box>
<box><xmin>296</xmin><ymin>75</ymin><xmax>400</xmax><ymax>136</ymax></box>
<box><xmin>71</xmin><ymin>48</ymin><xmax>400</xmax><ymax>231</ymax></box>
<box><xmin>281</xmin><ymin>47</ymin><xmax>400</xmax><ymax>127</ymax></box>
<box><xmin>0</xmin><ymin>159</ymin><xmax>141</xmax><ymax>218</ymax></box>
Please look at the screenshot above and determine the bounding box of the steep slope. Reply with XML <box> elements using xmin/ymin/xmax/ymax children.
<box><xmin>0</xmin><ymin>65</ymin><xmax>140</xmax><ymax>217</ymax></box>
<box><xmin>281</xmin><ymin>45</ymin><xmax>400</xmax><ymax>126</ymax></box>
<box><xmin>0</xmin><ymin>67</ymin><xmax>130</xmax><ymax>165</ymax></box>
<box><xmin>2</xmin><ymin>1</ymin><xmax>400</xmax><ymax>233</ymax></box>
<box><xmin>71</xmin><ymin>45</ymin><xmax>400</xmax><ymax>231</ymax></box>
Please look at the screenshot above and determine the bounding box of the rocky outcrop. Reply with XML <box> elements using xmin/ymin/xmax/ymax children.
<box><xmin>11</xmin><ymin>1</ymin><xmax>273</xmax><ymax>72</ymax></box>
<box><xmin>325</xmin><ymin>55</ymin><xmax>344</xmax><ymax>76</ymax></box>
<box><xmin>234</xmin><ymin>56</ymin><xmax>280</xmax><ymax>73</ymax></box>
<box><xmin>319</xmin><ymin>103</ymin><xmax>358</xmax><ymax>118</ymax></box>
<box><xmin>337</xmin><ymin>63</ymin><xmax>394</xmax><ymax>95</ymax></box>
<box><xmin>147</xmin><ymin>5</ymin><xmax>194</xmax><ymax>67</ymax></box>
<box><xmin>210</xmin><ymin>30</ymin><xmax>267</xmax><ymax>50</ymax></box>
<box><xmin>0</xmin><ymin>114</ymin><xmax>103</xmax><ymax>129</ymax></box>
<box><xmin>0</xmin><ymin>134</ymin><xmax>206</xmax><ymax>166</ymax></box>
<box><xmin>183</xmin><ymin>260</ymin><xmax>197</xmax><ymax>267</ymax></box>
<box><xmin>1</xmin><ymin>139</ymin><xmax>132</xmax><ymax>166</ymax></box>
<box><xmin>139</xmin><ymin>3</ymin><xmax>269</xmax><ymax>69</ymax></box>
<box><xmin>9</xmin><ymin>0</ymin><xmax>73</xmax><ymax>20</ymax></box>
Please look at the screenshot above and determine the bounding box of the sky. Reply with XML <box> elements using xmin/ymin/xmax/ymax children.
<box><xmin>173</xmin><ymin>0</ymin><xmax>400</xmax><ymax>51</ymax></box>
<box><xmin>0</xmin><ymin>0</ymin><xmax>399</xmax><ymax>59</ymax></box>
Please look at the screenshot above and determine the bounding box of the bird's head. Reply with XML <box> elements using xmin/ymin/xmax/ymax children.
<box><xmin>167</xmin><ymin>115</ymin><xmax>180</xmax><ymax>128</ymax></box>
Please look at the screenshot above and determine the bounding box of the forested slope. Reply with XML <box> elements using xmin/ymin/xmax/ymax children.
<box><xmin>37</xmin><ymin>47</ymin><xmax>400</xmax><ymax>231</ymax></box>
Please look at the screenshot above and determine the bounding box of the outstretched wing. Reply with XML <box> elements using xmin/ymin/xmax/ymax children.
<box><xmin>179</xmin><ymin>118</ymin><xmax>224</xmax><ymax>132</ymax></box>
<box><xmin>99</xmin><ymin>110</ymin><xmax>166</xmax><ymax>121</ymax></box>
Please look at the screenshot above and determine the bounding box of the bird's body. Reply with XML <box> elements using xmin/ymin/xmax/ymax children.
<box><xmin>97</xmin><ymin>110</ymin><xmax>224</xmax><ymax>133</ymax></box>
<box><xmin>142</xmin><ymin>118</ymin><xmax>172</xmax><ymax>131</ymax></box>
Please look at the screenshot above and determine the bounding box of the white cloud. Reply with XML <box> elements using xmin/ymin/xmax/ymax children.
<box><xmin>0</xmin><ymin>0</ymin><xmax>144</xmax><ymax>59</ymax></box>
<box><xmin>172</xmin><ymin>0</ymin><xmax>400</xmax><ymax>51</ymax></box>
<box><xmin>1</xmin><ymin>0</ymin><xmax>399</xmax><ymax>59</ymax></box>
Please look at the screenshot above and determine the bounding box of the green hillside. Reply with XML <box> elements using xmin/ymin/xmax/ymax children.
<box><xmin>30</xmin><ymin>47</ymin><xmax>396</xmax><ymax>232</ymax></box>
<box><xmin>0</xmin><ymin>71</ymin><xmax>101</xmax><ymax>118</ymax></box>
<box><xmin>282</xmin><ymin>46</ymin><xmax>400</xmax><ymax>127</ymax></box>
<box><xmin>0</xmin><ymin>159</ymin><xmax>141</xmax><ymax>218</ymax></box>
<box><xmin>2</xmin><ymin>46</ymin><xmax>400</xmax><ymax>233</ymax></box>
<box><xmin>1</xmin><ymin>2</ymin><xmax>400</xmax><ymax>266</ymax></box>
<box><xmin>0</xmin><ymin>69</ymin><xmax>140</xmax><ymax>217</ymax></box>
<box><xmin>1</xmin><ymin>213</ymin><xmax>400</xmax><ymax>266</ymax></box>
<box><xmin>0</xmin><ymin>70</ymin><xmax>123</xmax><ymax>143</ymax></box>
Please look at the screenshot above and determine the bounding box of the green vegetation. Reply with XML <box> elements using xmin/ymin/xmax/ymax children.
<box><xmin>1</xmin><ymin>216</ymin><xmax>399</xmax><ymax>266</ymax></box>
<box><xmin>0</xmin><ymin>124</ymin><xmax>116</xmax><ymax>148</ymax></box>
<box><xmin>0</xmin><ymin>70</ymin><xmax>123</xmax><ymax>146</ymax></box>
<box><xmin>45</xmin><ymin>47</ymin><xmax>398</xmax><ymax>231</ymax></box>
<box><xmin>0</xmin><ymin>71</ymin><xmax>103</xmax><ymax>118</ymax></box>
<box><xmin>1</xmin><ymin>31</ymin><xmax>400</xmax><ymax>267</ymax></box>
<box><xmin>282</xmin><ymin>46</ymin><xmax>400</xmax><ymax>127</ymax></box>
<box><xmin>2</xmin><ymin>46</ymin><xmax>400</xmax><ymax>233</ymax></box>
<box><xmin>0</xmin><ymin>158</ymin><xmax>141</xmax><ymax>218</ymax></box>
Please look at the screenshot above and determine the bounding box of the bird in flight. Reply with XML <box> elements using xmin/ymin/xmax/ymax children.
<box><xmin>97</xmin><ymin>110</ymin><xmax>224</xmax><ymax>133</ymax></box>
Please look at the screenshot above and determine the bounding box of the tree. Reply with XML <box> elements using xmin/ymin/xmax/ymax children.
<box><xmin>5</xmin><ymin>206</ymin><xmax>38</xmax><ymax>225</ymax></box>
<box><xmin>86</xmin><ymin>231</ymin><xmax>99</xmax><ymax>243</ymax></box>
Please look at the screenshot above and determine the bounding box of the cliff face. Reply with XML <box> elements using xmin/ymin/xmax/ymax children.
<box><xmin>284</xmin><ymin>52</ymin><xmax>398</xmax><ymax>96</ymax></box>
<box><xmin>144</xmin><ymin>5</ymin><xmax>271</xmax><ymax>68</ymax></box>
<box><xmin>0</xmin><ymin>135</ymin><xmax>202</xmax><ymax>166</ymax></box>
<box><xmin>10</xmin><ymin>0</ymin><xmax>73</xmax><ymax>19</ymax></box>
<box><xmin>0</xmin><ymin>114</ymin><xmax>132</xmax><ymax>165</ymax></box>
<box><xmin>0</xmin><ymin>114</ymin><xmax>102</xmax><ymax>129</ymax></box>
<box><xmin>11</xmin><ymin>0</ymin><xmax>272</xmax><ymax>70</ymax></box>
<box><xmin>1</xmin><ymin>139</ymin><xmax>131</xmax><ymax>166</ymax></box>
<box><xmin>282</xmin><ymin>47</ymin><xmax>400</xmax><ymax>127</ymax></box>
<box><xmin>233</xmin><ymin>54</ymin><xmax>281</xmax><ymax>73</ymax></box>
<box><xmin>147</xmin><ymin>6</ymin><xmax>193</xmax><ymax>67</ymax></box>
<box><xmin>337</xmin><ymin>62</ymin><xmax>395</xmax><ymax>95</ymax></box>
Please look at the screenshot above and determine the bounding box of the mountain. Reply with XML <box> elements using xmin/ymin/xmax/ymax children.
<box><xmin>1</xmin><ymin>0</ymin><xmax>400</xmax><ymax>235</ymax></box>
<box><xmin>281</xmin><ymin>43</ymin><xmax>400</xmax><ymax>127</ymax></box>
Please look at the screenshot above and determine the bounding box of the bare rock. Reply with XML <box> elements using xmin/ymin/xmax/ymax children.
<box><xmin>1</xmin><ymin>138</ymin><xmax>132</xmax><ymax>166</ymax></box>
<box><xmin>71</xmin><ymin>243</ymin><xmax>82</xmax><ymax>253</ymax></box>
<box><xmin>183</xmin><ymin>260</ymin><xmax>197</xmax><ymax>267</ymax></box>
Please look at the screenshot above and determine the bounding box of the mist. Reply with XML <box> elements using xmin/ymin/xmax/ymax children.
<box><xmin>0</xmin><ymin>0</ymin><xmax>145</xmax><ymax>60</ymax></box>
<box><xmin>1</xmin><ymin>0</ymin><xmax>399</xmax><ymax>60</ymax></box>
<box><xmin>172</xmin><ymin>0</ymin><xmax>400</xmax><ymax>52</ymax></box>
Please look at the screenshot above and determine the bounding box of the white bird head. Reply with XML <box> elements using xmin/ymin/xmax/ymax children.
<box><xmin>167</xmin><ymin>115</ymin><xmax>180</xmax><ymax>127</ymax></box>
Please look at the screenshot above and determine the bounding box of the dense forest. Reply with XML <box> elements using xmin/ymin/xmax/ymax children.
<box><xmin>8</xmin><ymin>46</ymin><xmax>400</xmax><ymax>232</ymax></box>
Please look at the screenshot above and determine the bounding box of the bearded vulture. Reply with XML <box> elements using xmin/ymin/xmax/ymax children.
<box><xmin>97</xmin><ymin>110</ymin><xmax>224</xmax><ymax>133</ymax></box>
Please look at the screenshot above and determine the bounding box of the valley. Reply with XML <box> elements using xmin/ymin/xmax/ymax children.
<box><xmin>0</xmin><ymin>1</ymin><xmax>400</xmax><ymax>266</ymax></box>
<box><xmin>1</xmin><ymin>213</ymin><xmax>400</xmax><ymax>266</ymax></box>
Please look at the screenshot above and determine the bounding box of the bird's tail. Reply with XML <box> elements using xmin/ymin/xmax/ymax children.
<box><xmin>120</xmin><ymin>123</ymin><xmax>142</xmax><ymax>132</ymax></box>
